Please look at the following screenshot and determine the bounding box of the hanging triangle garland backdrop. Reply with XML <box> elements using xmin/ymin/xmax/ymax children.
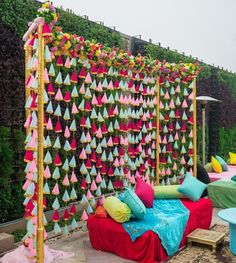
<box><xmin>22</xmin><ymin>1</ymin><xmax>200</xmax><ymax>258</ymax></box>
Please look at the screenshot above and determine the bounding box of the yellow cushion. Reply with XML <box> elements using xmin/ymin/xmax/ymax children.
<box><xmin>229</xmin><ymin>152</ymin><xmax>236</xmax><ymax>165</ymax></box>
<box><xmin>211</xmin><ymin>156</ymin><xmax>222</xmax><ymax>173</ymax></box>
<box><xmin>153</xmin><ymin>185</ymin><xmax>185</xmax><ymax>199</ymax></box>
<box><xmin>103</xmin><ymin>196</ymin><xmax>131</xmax><ymax>223</ymax></box>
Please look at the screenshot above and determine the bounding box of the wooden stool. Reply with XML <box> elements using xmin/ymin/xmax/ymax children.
<box><xmin>187</xmin><ymin>228</ymin><xmax>225</xmax><ymax>252</ymax></box>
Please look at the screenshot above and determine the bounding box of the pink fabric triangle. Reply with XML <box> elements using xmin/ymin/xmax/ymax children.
<box><xmin>101</xmin><ymin>93</ymin><xmax>108</xmax><ymax>103</ymax></box>
<box><xmin>24</xmin><ymin>115</ymin><xmax>32</xmax><ymax>129</ymax></box>
<box><xmin>44</xmin><ymin>68</ymin><xmax>50</xmax><ymax>83</ymax></box>
<box><xmin>64</xmin><ymin>126</ymin><xmax>70</xmax><ymax>138</ymax></box>
<box><xmin>97</xmin><ymin>81</ymin><xmax>103</xmax><ymax>92</ymax></box>
<box><xmin>96</xmin><ymin>128</ymin><xmax>103</xmax><ymax>139</ymax></box>
<box><xmin>28</xmin><ymin>160</ymin><xmax>37</xmax><ymax>173</ymax></box>
<box><xmin>52</xmin><ymin>183</ymin><xmax>59</xmax><ymax>195</ymax></box>
<box><xmin>81</xmin><ymin>209</ymin><xmax>88</xmax><ymax>221</ymax></box>
<box><xmin>86</xmin><ymin>189</ymin><xmax>93</xmax><ymax>200</ymax></box>
<box><xmin>22</xmin><ymin>179</ymin><xmax>31</xmax><ymax>191</ymax></box>
<box><xmin>108</xmin><ymin>80</ymin><xmax>113</xmax><ymax>90</ymax></box>
<box><xmin>55</xmin><ymin>88</ymin><xmax>63</xmax><ymax>101</ymax></box>
<box><xmin>64</xmin><ymin>57</ymin><xmax>71</xmax><ymax>68</ymax></box>
<box><xmin>114</xmin><ymin>106</ymin><xmax>119</xmax><ymax>115</ymax></box>
<box><xmin>180</xmin><ymin>156</ymin><xmax>186</xmax><ymax>164</ymax></box>
<box><xmin>71</xmin><ymin>171</ymin><xmax>78</xmax><ymax>183</ymax></box>
<box><xmin>44</xmin><ymin>165</ymin><xmax>51</xmax><ymax>179</ymax></box>
<box><xmin>173</xmin><ymin>162</ymin><xmax>177</xmax><ymax>170</ymax></box>
<box><xmin>79</xmin><ymin>83</ymin><xmax>85</xmax><ymax>94</ymax></box>
<box><xmin>159</xmin><ymin>101</ymin><xmax>164</xmax><ymax>109</ymax></box>
<box><xmin>86</xmin><ymin>131</ymin><xmax>91</xmax><ymax>142</ymax></box>
<box><xmin>79</xmin><ymin>148</ymin><xmax>87</xmax><ymax>159</ymax></box>
<box><xmin>46</xmin><ymin>118</ymin><xmax>53</xmax><ymax>130</ymax></box>
<box><xmin>96</xmin><ymin>172</ymin><xmax>102</xmax><ymax>183</ymax></box>
<box><xmin>169</xmin><ymin>99</ymin><xmax>175</xmax><ymax>109</ymax></box>
<box><xmin>85</xmin><ymin>72</ymin><xmax>92</xmax><ymax>84</ymax></box>
<box><xmin>72</xmin><ymin>102</ymin><xmax>78</xmax><ymax>114</ymax></box>
<box><xmin>162</xmin><ymin>136</ymin><xmax>167</xmax><ymax>144</ymax></box>
<box><xmin>91</xmin><ymin>180</ymin><xmax>97</xmax><ymax>191</ymax></box>
<box><xmin>92</xmin><ymin>94</ymin><xmax>98</xmax><ymax>105</ymax></box>
<box><xmin>107</xmin><ymin>137</ymin><xmax>113</xmax><ymax>147</ymax></box>
<box><xmin>62</xmin><ymin>174</ymin><xmax>70</xmax><ymax>186</ymax></box>
<box><xmin>164</xmin><ymin>91</ymin><xmax>170</xmax><ymax>100</ymax></box>
<box><xmin>182</xmin><ymin>99</ymin><xmax>188</xmax><ymax>108</ymax></box>
<box><xmin>174</xmin><ymin>132</ymin><xmax>179</xmax><ymax>140</ymax></box>
<box><xmin>175</xmin><ymin>84</ymin><xmax>180</xmax><ymax>93</ymax></box>
<box><xmin>188</xmin><ymin>91</ymin><xmax>194</xmax><ymax>100</ymax></box>
<box><xmin>119</xmin><ymin>157</ymin><xmax>125</xmax><ymax>166</ymax></box>
<box><xmin>189</xmin><ymin>130</ymin><xmax>193</xmax><ymax>138</ymax></box>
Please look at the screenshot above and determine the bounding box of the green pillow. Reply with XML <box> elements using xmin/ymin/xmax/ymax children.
<box><xmin>153</xmin><ymin>185</ymin><xmax>185</xmax><ymax>199</ymax></box>
<box><xmin>216</xmin><ymin>155</ymin><xmax>228</xmax><ymax>171</ymax></box>
<box><xmin>123</xmin><ymin>188</ymin><xmax>146</xmax><ymax>219</ymax></box>
<box><xmin>204</xmin><ymin>162</ymin><xmax>214</xmax><ymax>173</ymax></box>
<box><xmin>231</xmin><ymin>175</ymin><xmax>236</xmax><ymax>182</ymax></box>
<box><xmin>103</xmin><ymin>196</ymin><xmax>131</xmax><ymax>223</ymax></box>
<box><xmin>178</xmin><ymin>172</ymin><xmax>207</xmax><ymax>202</ymax></box>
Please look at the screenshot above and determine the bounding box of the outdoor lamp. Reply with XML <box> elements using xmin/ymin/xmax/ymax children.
<box><xmin>196</xmin><ymin>96</ymin><xmax>221</xmax><ymax>166</ymax></box>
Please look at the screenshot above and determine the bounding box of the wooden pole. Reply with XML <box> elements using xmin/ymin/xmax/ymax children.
<box><xmin>155</xmin><ymin>78</ymin><xmax>160</xmax><ymax>185</ymax></box>
<box><xmin>193</xmin><ymin>78</ymin><xmax>197</xmax><ymax>177</ymax></box>
<box><xmin>37</xmin><ymin>24</ymin><xmax>44</xmax><ymax>263</ymax></box>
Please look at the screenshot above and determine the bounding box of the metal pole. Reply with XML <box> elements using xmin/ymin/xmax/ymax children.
<box><xmin>202</xmin><ymin>104</ymin><xmax>206</xmax><ymax>166</ymax></box>
<box><xmin>37</xmin><ymin>24</ymin><xmax>45</xmax><ymax>263</ymax></box>
<box><xmin>155</xmin><ymin>78</ymin><xmax>160</xmax><ymax>185</ymax></box>
<box><xmin>193</xmin><ymin>78</ymin><xmax>197</xmax><ymax>177</ymax></box>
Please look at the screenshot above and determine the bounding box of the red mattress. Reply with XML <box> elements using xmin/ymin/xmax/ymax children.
<box><xmin>87</xmin><ymin>198</ymin><xmax>213</xmax><ymax>263</ymax></box>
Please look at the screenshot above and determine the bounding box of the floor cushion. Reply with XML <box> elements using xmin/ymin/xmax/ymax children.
<box><xmin>208</xmin><ymin>180</ymin><xmax>236</xmax><ymax>208</ymax></box>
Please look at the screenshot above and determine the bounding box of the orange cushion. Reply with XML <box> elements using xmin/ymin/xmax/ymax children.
<box><xmin>95</xmin><ymin>206</ymin><xmax>107</xmax><ymax>218</ymax></box>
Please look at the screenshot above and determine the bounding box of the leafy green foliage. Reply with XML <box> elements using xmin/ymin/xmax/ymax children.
<box><xmin>218</xmin><ymin>125</ymin><xmax>236</xmax><ymax>158</ymax></box>
<box><xmin>0</xmin><ymin>0</ymin><xmax>124</xmax><ymax>48</ymax></box>
<box><xmin>0</xmin><ymin>0</ymin><xmax>40</xmax><ymax>37</ymax></box>
<box><xmin>145</xmin><ymin>44</ymin><xmax>212</xmax><ymax>80</ymax></box>
<box><xmin>0</xmin><ymin>126</ymin><xmax>13</xmax><ymax>185</ymax></box>
<box><xmin>197</xmin><ymin>126</ymin><xmax>209</xmax><ymax>163</ymax></box>
<box><xmin>0</xmin><ymin>126</ymin><xmax>25</xmax><ymax>223</ymax></box>
<box><xmin>57</xmin><ymin>9</ymin><xmax>125</xmax><ymax>49</ymax></box>
<box><xmin>217</xmin><ymin>70</ymin><xmax>236</xmax><ymax>99</ymax></box>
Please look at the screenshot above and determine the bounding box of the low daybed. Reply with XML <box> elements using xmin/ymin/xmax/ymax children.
<box><xmin>87</xmin><ymin>198</ymin><xmax>212</xmax><ymax>263</ymax></box>
<box><xmin>208</xmin><ymin>165</ymin><xmax>236</xmax><ymax>182</ymax></box>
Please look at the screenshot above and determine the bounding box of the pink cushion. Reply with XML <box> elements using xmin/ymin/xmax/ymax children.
<box><xmin>135</xmin><ymin>178</ymin><xmax>154</xmax><ymax>208</ymax></box>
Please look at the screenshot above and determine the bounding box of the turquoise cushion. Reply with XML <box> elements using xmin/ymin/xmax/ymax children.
<box><xmin>177</xmin><ymin>172</ymin><xmax>207</xmax><ymax>202</ymax></box>
<box><xmin>231</xmin><ymin>175</ymin><xmax>236</xmax><ymax>182</ymax></box>
<box><xmin>123</xmin><ymin>188</ymin><xmax>146</xmax><ymax>219</ymax></box>
<box><xmin>216</xmin><ymin>155</ymin><xmax>228</xmax><ymax>171</ymax></box>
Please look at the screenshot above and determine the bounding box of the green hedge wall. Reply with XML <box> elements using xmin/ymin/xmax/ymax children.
<box><xmin>145</xmin><ymin>44</ymin><xmax>212</xmax><ymax>80</ymax></box>
<box><xmin>0</xmin><ymin>0</ymin><xmax>125</xmax><ymax>48</ymax></box>
<box><xmin>0</xmin><ymin>126</ymin><xmax>25</xmax><ymax>223</ymax></box>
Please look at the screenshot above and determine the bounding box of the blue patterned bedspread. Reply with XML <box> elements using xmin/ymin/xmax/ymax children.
<box><xmin>122</xmin><ymin>199</ymin><xmax>190</xmax><ymax>256</ymax></box>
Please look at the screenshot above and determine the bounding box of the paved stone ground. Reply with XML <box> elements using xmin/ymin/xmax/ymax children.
<box><xmin>48</xmin><ymin>207</ymin><xmax>227</xmax><ymax>263</ymax></box>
